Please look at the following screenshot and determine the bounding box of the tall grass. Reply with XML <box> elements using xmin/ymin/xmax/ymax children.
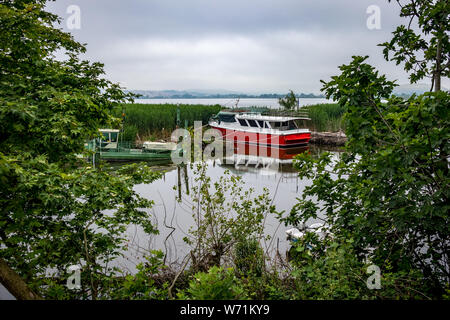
<box><xmin>114</xmin><ymin>103</ymin><xmax>345</xmax><ymax>142</ymax></box>
<box><xmin>302</xmin><ymin>103</ymin><xmax>345</xmax><ymax>132</ymax></box>
<box><xmin>115</xmin><ymin>103</ymin><xmax>222</xmax><ymax>141</ymax></box>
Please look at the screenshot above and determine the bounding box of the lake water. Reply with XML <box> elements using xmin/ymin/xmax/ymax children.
<box><xmin>116</xmin><ymin>144</ymin><xmax>342</xmax><ymax>271</ymax></box>
<box><xmin>0</xmin><ymin>144</ymin><xmax>341</xmax><ymax>299</ymax></box>
<box><xmin>135</xmin><ymin>98</ymin><xmax>332</xmax><ymax>109</ymax></box>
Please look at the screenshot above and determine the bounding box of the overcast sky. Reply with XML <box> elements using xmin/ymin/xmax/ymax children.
<box><xmin>45</xmin><ymin>0</ymin><xmax>443</xmax><ymax>94</ymax></box>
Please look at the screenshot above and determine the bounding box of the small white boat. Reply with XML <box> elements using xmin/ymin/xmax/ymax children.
<box><xmin>142</xmin><ymin>141</ymin><xmax>177</xmax><ymax>151</ymax></box>
<box><xmin>286</xmin><ymin>223</ymin><xmax>333</xmax><ymax>242</ymax></box>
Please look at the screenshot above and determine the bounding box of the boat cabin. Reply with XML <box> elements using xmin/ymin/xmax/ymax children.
<box><xmin>236</xmin><ymin>114</ymin><xmax>307</xmax><ymax>131</ymax></box>
<box><xmin>99</xmin><ymin>129</ymin><xmax>120</xmax><ymax>149</ymax></box>
<box><xmin>214</xmin><ymin>112</ymin><xmax>308</xmax><ymax>131</ymax></box>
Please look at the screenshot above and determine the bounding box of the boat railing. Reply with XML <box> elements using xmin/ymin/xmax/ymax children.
<box><xmin>220</xmin><ymin>107</ymin><xmax>310</xmax><ymax>119</ymax></box>
<box><xmin>117</xmin><ymin>141</ymin><xmax>144</xmax><ymax>149</ymax></box>
<box><xmin>96</xmin><ymin>141</ymin><xmax>144</xmax><ymax>152</ymax></box>
<box><xmin>262</xmin><ymin>109</ymin><xmax>310</xmax><ymax>118</ymax></box>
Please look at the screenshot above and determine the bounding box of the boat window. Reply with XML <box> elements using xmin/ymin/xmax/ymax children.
<box><xmin>238</xmin><ymin>119</ymin><xmax>248</xmax><ymax>126</ymax></box>
<box><xmin>288</xmin><ymin>121</ymin><xmax>298</xmax><ymax>129</ymax></box>
<box><xmin>247</xmin><ymin>119</ymin><xmax>258</xmax><ymax>128</ymax></box>
<box><xmin>110</xmin><ymin>132</ymin><xmax>118</xmax><ymax>142</ymax></box>
<box><xmin>218</xmin><ymin>113</ymin><xmax>236</xmax><ymax>123</ymax></box>
<box><xmin>102</xmin><ymin>132</ymin><xmax>110</xmax><ymax>141</ymax></box>
<box><xmin>272</xmin><ymin>122</ymin><xmax>281</xmax><ymax>128</ymax></box>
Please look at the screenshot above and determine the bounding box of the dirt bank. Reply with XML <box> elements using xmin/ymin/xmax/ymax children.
<box><xmin>310</xmin><ymin>131</ymin><xmax>347</xmax><ymax>146</ymax></box>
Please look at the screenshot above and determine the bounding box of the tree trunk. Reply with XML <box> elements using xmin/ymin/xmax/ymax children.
<box><xmin>0</xmin><ymin>258</ymin><xmax>42</xmax><ymax>300</ymax></box>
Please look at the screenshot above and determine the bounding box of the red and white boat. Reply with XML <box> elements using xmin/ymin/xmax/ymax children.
<box><xmin>209</xmin><ymin>111</ymin><xmax>311</xmax><ymax>148</ymax></box>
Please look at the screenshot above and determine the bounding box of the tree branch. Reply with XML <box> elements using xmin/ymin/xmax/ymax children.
<box><xmin>0</xmin><ymin>258</ymin><xmax>42</xmax><ymax>300</ymax></box>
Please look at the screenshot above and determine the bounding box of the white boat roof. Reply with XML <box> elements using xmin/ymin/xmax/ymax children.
<box><xmin>235</xmin><ymin>113</ymin><xmax>310</xmax><ymax>121</ymax></box>
<box><xmin>99</xmin><ymin>129</ymin><xmax>120</xmax><ymax>133</ymax></box>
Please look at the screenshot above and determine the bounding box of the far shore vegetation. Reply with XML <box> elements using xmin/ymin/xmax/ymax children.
<box><xmin>115</xmin><ymin>102</ymin><xmax>345</xmax><ymax>142</ymax></box>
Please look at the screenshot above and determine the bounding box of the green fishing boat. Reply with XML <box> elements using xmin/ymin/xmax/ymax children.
<box><xmin>86</xmin><ymin>129</ymin><xmax>179</xmax><ymax>162</ymax></box>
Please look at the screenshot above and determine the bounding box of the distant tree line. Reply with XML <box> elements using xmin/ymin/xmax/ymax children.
<box><xmin>134</xmin><ymin>92</ymin><xmax>326</xmax><ymax>99</ymax></box>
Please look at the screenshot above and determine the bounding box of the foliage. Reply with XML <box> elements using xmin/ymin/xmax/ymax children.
<box><xmin>178</xmin><ymin>266</ymin><xmax>247</xmax><ymax>300</ymax></box>
<box><xmin>233</xmin><ymin>238</ymin><xmax>265</xmax><ymax>277</ymax></box>
<box><xmin>287</xmin><ymin>238</ymin><xmax>429</xmax><ymax>299</ymax></box>
<box><xmin>0</xmin><ymin>0</ymin><xmax>162</xmax><ymax>299</ymax></box>
<box><xmin>282</xmin><ymin>0</ymin><xmax>449</xmax><ymax>299</ymax></box>
<box><xmin>179</xmin><ymin>162</ymin><xmax>276</xmax><ymax>272</ymax></box>
<box><xmin>109</xmin><ymin>250</ymin><xmax>169</xmax><ymax>300</ymax></box>
<box><xmin>380</xmin><ymin>0</ymin><xmax>449</xmax><ymax>89</ymax></box>
<box><xmin>283</xmin><ymin>55</ymin><xmax>449</xmax><ymax>298</ymax></box>
<box><xmin>278</xmin><ymin>90</ymin><xmax>298</xmax><ymax>110</ymax></box>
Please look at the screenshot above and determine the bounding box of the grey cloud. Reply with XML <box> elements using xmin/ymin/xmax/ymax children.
<box><xmin>45</xmin><ymin>0</ymin><xmax>445</xmax><ymax>93</ymax></box>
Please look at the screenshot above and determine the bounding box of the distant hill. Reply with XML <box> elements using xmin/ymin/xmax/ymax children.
<box><xmin>393</xmin><ymin>83</ymin><xmax>449</xmax><ymax>97</ymax></box>
<box><xmin>128</xmin><ymin>90</ymin><xmax>325</xmax><ymax>99</ymax></box>
<box><xmin>128</xmin><ymin>84</ymin><xmax>448</xmax><ymax>99</ymax></box>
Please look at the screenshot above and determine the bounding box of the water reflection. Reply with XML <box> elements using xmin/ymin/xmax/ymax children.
<box><xmin>116</xmin><ymin>144</ymin><xmax>342</xmax><ymax>269</ymax></box>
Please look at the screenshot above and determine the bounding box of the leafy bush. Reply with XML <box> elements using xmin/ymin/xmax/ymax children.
<box><xmin>233</xmin><ymin>238</ymin><xmax>265</xmax><ymax>277</ymax></box>
<box><xmin>178</xmin><ymin>266</ymin><xmax>247</xmax><ymax>300</ymax></box>
<box><xmin>181</xmin><ymin>162</ymin><xmax>275</xmax><ymax>272</ymax></box>
<box><xmin>283</xmin><ymin>56</ymin><xmax>449</xmax><ymax>298</ymax></box>
<box><xmin>110</xmin><ymin>250</ymin><xmax>169</xmax><ymax>300</ymax></box>
<box><xmin>287</xmin><ymin>239</ymin><xmax>428</xmax><ymax>299</ymax></box>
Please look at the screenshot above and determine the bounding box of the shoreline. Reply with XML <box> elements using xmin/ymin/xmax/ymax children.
<box><xmin>309</xmin><ymin>131</ymin><xmax>347</xmax><ymax>146</ymax></box>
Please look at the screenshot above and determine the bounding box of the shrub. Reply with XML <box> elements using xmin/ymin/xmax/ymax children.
<box><xmin>233</xmin><ymin>238</ymin><xmax>265</xmax><ymax>277</ymax></box>
<box><xmin>178</xmin><ymin>266</ymin><xmax>247</xmax><ymax>300</ymax></box>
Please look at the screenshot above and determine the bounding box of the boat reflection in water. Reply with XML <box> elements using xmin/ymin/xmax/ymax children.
<box><xmin>219</xmin><ymin>142</ymin><xmax>309</xmax><ymax>176</ymax></box>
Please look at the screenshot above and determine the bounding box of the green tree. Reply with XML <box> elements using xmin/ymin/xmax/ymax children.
<box><xmin>180</xmin><ymin>162</ymin><xmax>275</xmax><ymax>272</ymax></box>
<box><xmin>0</xmin><ymin>0</ymin><xmax>161</xmax><ymax>299</ymax></box>
<box><xmin>278</xmin><ymin>90</ymin><xmax>298</xmax><ymax>110</ymax></box>
<box><xmin>283</xmin><ymin>0</ymin><xmax>449</xmax><ymax>299</ymax></box>
<box><xmin>380</xmin><ymin>0</ymin><xmax>449</xmax><ymax>91</ymax></box>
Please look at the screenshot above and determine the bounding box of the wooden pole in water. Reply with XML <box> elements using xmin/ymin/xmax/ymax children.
<box><xmin>183</xmin><ymin>163</ymin><xmax>190</xmax><ymax>195</ymax></box>
<box><xmin>177</xmin><ymin>165</ymin><xmax>182</xmax><ymax>200</ymax></box>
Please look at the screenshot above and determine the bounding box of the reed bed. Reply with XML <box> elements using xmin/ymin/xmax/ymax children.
<box><xmin>302</xmin><ymin>103</ymin><xmax>345</xmax><ymax>132</ymax></box>
<box><xmin>115</xmin><ymin>103</ymin><xmax>222</xmax><ymax>141</ymax></box>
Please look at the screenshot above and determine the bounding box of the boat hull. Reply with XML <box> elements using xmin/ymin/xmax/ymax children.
<box><xmin>210</xmin><ymin>126</ymin><xmax>311</xmax><ymax>148</ymax></box>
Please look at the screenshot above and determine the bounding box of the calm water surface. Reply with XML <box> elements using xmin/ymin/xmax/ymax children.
<box><xmin>117</xmin><ymin>144</ymin><xmax>342</xmax><ymax>271</ymax></box>
<box><xmin>0</xmin><ymin>144</ymin><xmax>342</xmax><ymax>298</ymax></box>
